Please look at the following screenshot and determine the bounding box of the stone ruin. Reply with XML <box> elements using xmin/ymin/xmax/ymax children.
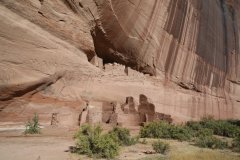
<box><xmin>51</xmin><ymin>113</ymin><xmax>59</xmax><ymax>126</ymax></box>
<box><xmin>90</xmin><ymin>55</ymin><xmax>146</xmax><ymax>79</ymax></box>
<box><xmin>79</xmin><ymin>94</ymin><xmax>173</xmax><ymax>127</ymax></box>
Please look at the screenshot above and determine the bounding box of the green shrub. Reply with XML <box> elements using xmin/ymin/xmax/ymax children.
<box><xmin>194</xmin><ymin>128</ymin><xmax>214</xmax><ymax>137</ymax></box>
<box><xmin>109</xmin><ymin>127</ymin><xmax>139</xmax><ymax>146</ymax></box>
<box><xmin>184</xmin><ymin>118</ymin><xmax>240</xmax><ymax>151</ymax></box>
<box><xmin>140</xmin><ymin>121</ymin><xmax>192</xmax><ymax>141</ymax></box>
<box><xmin>74</xmin><ymin>125</ymin><xmax>102</xmax><ymax>156</ymax></box>
<box><xmin>186</xmin><ymin>121</ymin><xmax>203</xmax><ymax>131</ymax></box>
<box><xmin>94</xmin><ymin>134</ymin><xmax>120</xmax><ymax>158</ymax></box>
<box><xmin>24</xmin><ymin>113</ymin><xmax>40</xmax><ymax>134</ymax></box>
<box><xmin>227</xmin><ymin>120</ymin><xmax>240</xmax><ymax>127</ymax></box>
<box><xmin>75</xmin><ymin>134</ymin><xmax>91</xmax><ymax>155</ymax></box>
<box><xmin>195</xmin><ymin>135</ymin><xmax>227</xmax><ymax>149</ymax></box>
<box><xmin>74</xmin><ymin>124</ymin><xmax>102</xmax><ymax>139</ymax></box>
<box><xmin>168</xmin><ymin>125</ymin><xmax>193</xmax><ymax>141</ymax></box>
<box><xmin>187</xmin><ymin>117</ymin><xmax>240</xmax><ymax>138</ymax></box>
<box><xmin>152</xmin><ymin>140</ymin><xmax>170</xmax><ymax>154</ymax></box>
<box><xmin>199</xmin><ymin>117</ymin><xmax>240</xmax><ymax>138</ymax></box>
<box><xmin>140</xmin><ymin>121</ymin><xmax>171</xmax><ymax>139</ymax></box>
<box><xmin>74</xmin><ymin>125</ymin><xmax>119</xmax><ymax>159</ymax></box>
<box><xmin>232</xmin><ymin>136</ymin><xmax>240</xmax><ymax>152</ymax></box>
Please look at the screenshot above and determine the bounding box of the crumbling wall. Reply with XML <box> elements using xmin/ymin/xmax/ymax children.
<box><xmin>138</xmin><ymin>94</ymin><xmax>155</xmax><ymax>123</ymax></box>
<box><xmin>79</xmin><ymin>95</ymin><xmax>173</xmax><ymax>127</ymax></box>
<box><xmin>86</xmin><ymin>102</ymin><xmax>102</xmax><ymax>124</ymax></box>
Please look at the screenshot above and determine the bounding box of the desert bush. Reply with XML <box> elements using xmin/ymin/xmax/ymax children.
<box><xmin>24</xmin><ymin>113</ymin><xmax>40</xmax><ymax>134</ymax></box>
<box><xmin>140</xmin><ymin>121</ymin><xmax>192</xmax><ymax>141</ymax></box>
<box><xmin>109</xmin><ymin>127</ymin><xmax>139</xmax><ymax>146</ymax></box>
<box><xmin>198</xmin><ymin>117</ymin><xmax>240</xmax><ymax>138</ymax></box>
<box><xmin>195</xmin><ymin>128</ymin><xmax>214</xmax><ymax>137</ymax></box>
<box><xmin>152</xmin><ymin>140</ymin><xmax>170</xmax><ymax>154</ymax></box>
<box><xmin>140</xmin><ymin>121</ymin><xmax>171</xmax><ymax>139</ymax></box>
<box><xmin>168</xmin><ymin>125</ymin><xmax>193</xmax><ymax>141</ymax></box>
<box><xmin>94</xmin><ymin>134</ymin><xmax>120</xmax><ymax>158</ymax></box>
<box><xmin>186</xmin><ymin>117</ymin><xmax>240</xmax><ymax>138</ymax></box>
<box><xmin>74</xmin><ymin>125</ymin><xmax>119</xmax><ymax>159</ymax></box>
<box><xmin>232</xmin><ymin>136</ymin><xmax>240</xmax><ymax>152</ymax></box>
<box><xmin>195</xmin><ymin>135</ymin><xmax>227</xmax><ymax>149</ymax></box>
<box><xmin>227</xmin><ymin>120</ymin><xmax>240</xmax><ymax>127</ymax></box>
<box><xmin>186</xmin><ymin>121</ymin><xmax>203</xmax><ymax>131</ymax></box>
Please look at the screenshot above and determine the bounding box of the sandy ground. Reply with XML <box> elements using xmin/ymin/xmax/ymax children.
<box><xmin>0</xmin><ymin>127</ymin><xmax>77</xmax><ymax>160</ymax></box>
<box><xmin>0</xmin><ymin>134</ymin><xmax>158</xmax><ymax>160</ymax></box>
<box><xmin>0</xmin><ymin>136</ymin><xmax>76</xmax><ymax>160</ymax></box>
<box><xmin>0</xmin><ymin>127</ymin><xmax>240</xmax><ymax>160</ymax></box>
<box><xmin>0</xmin><ymin>127</ymin><xmax>158</xmax><ymax>160</ymax></box>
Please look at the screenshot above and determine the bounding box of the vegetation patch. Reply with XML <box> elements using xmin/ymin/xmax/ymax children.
<box><xmin>74</xmin><ymin>125</ymin><xmax>138</xmax><ymax>159</ymax></box>
<box><xmin>109</xmin><ymin>127</ymin><xmax>139</xmax><ymax>146</ymax></box>
<box><xmin>194</xmin><ymin>128</ymin><xmax>214</xmax><ymax>137</ymax></box>
<box><xmin>140</xmin><ymin>121</ymin><xmax>192</xmax><ymax>141</ymax></box>
<box><xmin>24</xmin><ymin>113</ymin><xmax>41</xmax><ymax>134</ymax></box>
<box><xmin>195</xmin><ymin>135</ymin><xmax>228</xmax><ymax>149</ymax></box>
<box><xmin>140</xmin><ymin>117</ymin><xmax>240</xmax><ymax>152</ymax></box>
<box><xmin>74</xmin><ymin>125</ymin><xmax>119</xmax><ymax>158</ymax></box>
<box><xmin>73</xmin><ymin>117</ymin><xmax>240</xmax><ymax>158</ymax></box>
<box><xmin>232</xmin><ymin>136</ymin><xmax>240</xmax><ymax>152</ymax></box>
<box><xmin>152</xmin><ymin>140</ymin><xmax>169</xmax><ymax>154</ymax></box>
<box><xmin>186</xmin><ymin>116</ymin><xmax>240</xmax><ymax>138</ymax></box>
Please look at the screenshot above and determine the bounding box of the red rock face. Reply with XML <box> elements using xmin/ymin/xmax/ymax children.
<box><xmin>90</xmin><ymin>0</ymin><xmax>240</xmax><ymax>121</ymax></box>
<box><xmin>0</xmin><ymin>0</ymin><xmax>239</xmax><ymax>127</ymax></box>
<box><xmin>93</xmin><ymin>0</ymin><xmax>240</xmax><ymax>90</ymax></box>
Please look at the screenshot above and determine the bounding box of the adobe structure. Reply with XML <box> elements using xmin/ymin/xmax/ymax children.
<box><xmin>79</xmin><ymin>94</ymin><xmax>172</xmax><ymax>127</ymax></box>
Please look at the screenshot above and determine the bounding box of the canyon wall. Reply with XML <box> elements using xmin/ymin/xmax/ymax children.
<box><xmin>0</xmin><ymin>0</ymin><xmax>239</xmax><ymax>127</ymax></box>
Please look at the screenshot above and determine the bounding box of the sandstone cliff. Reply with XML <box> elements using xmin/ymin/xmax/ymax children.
<box><xmin>0</xmin><ymin>0</ymin><xmax>239</xmax><ymax>127</ymax></box>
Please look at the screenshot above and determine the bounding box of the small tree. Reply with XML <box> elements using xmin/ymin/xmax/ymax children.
<box><xmin>74</xmin><ymin>125</ymin><xmax>119</xmax><ymax>159</ymax></box>
<box><xmin>152</xmin><ymin>140</ymin><xmax>170</xmax><ymax>154</ymax></box>
<box><xmin>24</xmin><ymin>113</ymin><xmax>40</xmax><ymax>134</ymax></box>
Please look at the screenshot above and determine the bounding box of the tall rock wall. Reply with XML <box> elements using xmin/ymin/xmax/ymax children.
<box><xmin>0</xmin><ymin>0</ymin><xmax>239</xmax><ymax>127</ymax></box>
<box><xmin>92</xmin><ymin>0</ymin><xmax>240</xmax><ymax>94</ymax></box>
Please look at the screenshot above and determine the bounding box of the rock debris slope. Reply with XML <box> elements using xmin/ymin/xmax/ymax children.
<box><xmin>0</xmin><ymin>0</ymin><xmax>239</xmax><ymax>127</ymax></box>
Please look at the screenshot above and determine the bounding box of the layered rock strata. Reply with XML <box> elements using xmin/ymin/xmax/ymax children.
<box><xmin>0</xmin><ymin>0</ymin><xmax>239</xmax><ymax>127</ymax></box>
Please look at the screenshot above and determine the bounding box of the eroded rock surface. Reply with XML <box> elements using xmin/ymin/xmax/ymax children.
<box><xmin>0</xmin><ymin>0</ymin><xmax>239</xmax><ymax>127</ymax></box>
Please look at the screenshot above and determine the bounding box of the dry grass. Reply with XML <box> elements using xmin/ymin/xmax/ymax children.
<box><xmin>169</xmin><ymin>150</ymin><xmax>240</xmax><ymax>160</ymax></box>
<box><xmin>141</xmin><ymin>151</ymin><xmax>239</xmax><ymax>160</ymax></box>
<box><xmin>140</xmin><ymin>139</ymin><xmax>240</xmax><ymax>160</ymax></box>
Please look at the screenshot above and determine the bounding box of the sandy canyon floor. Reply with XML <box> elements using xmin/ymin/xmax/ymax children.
<box><xmin>0</xmin><ymin>127</ymin><xmax>240</xmax><ymax>160</ymax></box>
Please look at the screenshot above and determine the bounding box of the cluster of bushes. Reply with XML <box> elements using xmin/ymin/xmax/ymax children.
<box><xmin>73</xmin><ymin>125</ymin><xmax>138</xmax><ymax>159</ymax></box>
<box><xmin>73</xmin><ymin>117</ymin><xmax>240</xmax><ymax>158</ymax></box>
<box><xmin>140</xmin><ymin>121</ymin><xmax>192</xmax><ymax>141</ymax></box>
<box><xmin>195</xmin><ymin>135</ymin><xmax>227</xmax><ymax>149</ymax></box>
<box><xmin>140</xmin><ymin>117</ymin><xmax>240</xmax><ymax>152</ymax></box>
<box><xmin>227</xmin><ymin>119</ymin><xmax>240</xmax><ymax>127</ymax></box>
<box><xmin>186</xmin><ymin>116</ymin><xmax>240</xmax><ymax>138</ymax></box>
<box><xmin>186</xmin><ymin>116</ymin><xmax>240</xmax><ymax>151</ymax></box>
